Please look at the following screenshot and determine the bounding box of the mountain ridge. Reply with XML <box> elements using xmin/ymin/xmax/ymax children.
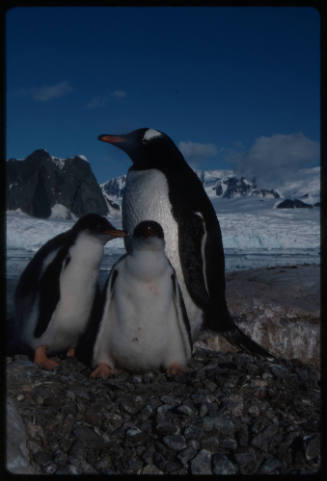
<box><xmin>6</xmin><ymin>150</ymin><xmax>320</xmax><ymax>219</ymax></box>
<box><xmin>6</xmin><ymin>149</ymin><xmax>108</xmax><ymax>219</ymax></box>
<box><xmin>101</xmin><ymin>167</ymin><xmax>320</xmax><ymax>211</ymax></box>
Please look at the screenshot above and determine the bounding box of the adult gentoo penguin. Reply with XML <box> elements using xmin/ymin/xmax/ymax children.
<box><xmin>98</xmin><ymin>128</ymin><xmax>274</xmax><ymax>359</ymax></box>
<box><xmin>14</xmin><ymin>214</ymin><xmax>126</xmax><ymax>369</ymax></box>
<box><xmin>91</xmin><ymin>220</ymin><xmax>192</xmax><ymax>379</ymax></box>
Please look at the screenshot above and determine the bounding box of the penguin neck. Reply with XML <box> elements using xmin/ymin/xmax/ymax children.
<box><xmin>71</xmin><ymin>231</ymin><xmax>105</xmax><ymax>266</ymax></box>
<box><xmin>129</xmin><ymin>149</ymin><xmax>186</xmax><ymax>173</ymax></box>
<box><xmin>128</xmin><ymin>239</ymin><xmax>168</xmax><ymax>280</ymax></box>
<box><xmin>132</xmin><ymin>237</ymin><xmax>164</xmax><ymax>253</ymax></box>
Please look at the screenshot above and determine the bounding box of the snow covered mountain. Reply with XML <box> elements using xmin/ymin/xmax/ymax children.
<box><xmin>6</xmin><ymin>152</ymin><xmax>320</xmax><ymax>259</ymax></box>
<box><xmin>101</xmin><ymin>167</ymin><xmax>320</xmax><ymax>210</ymax></box>
<box><xmin>101</xmin><ymin>175</ymin><xmax>126</xmax><ymax>217</ymax></box>
<box><xmin>6</xmin><ymin>148</ymin><xmax>319</xmax><ymax>221</ymax></box>
<box><xmin>7</xmin><ymin>149</ymin><xmax>108</xmax><ymax>219</ymax></box>
<box><xmin>195</xmin><ymin>170</ymin><xmax>281</xmax><ymax>200</ymax></box>
<box><xmin>6</xmin><ymin>167</ymin><xmax>320</xmax><ymax>254</ymax></box>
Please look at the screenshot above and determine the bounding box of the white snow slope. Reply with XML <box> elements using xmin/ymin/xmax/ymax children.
<box><xmin>6</xmin><ymin>164</ymin><xmax>320</xmax><ymax>253</ymax></box>
<box><xmin>6</xmin><ymin>196</ymin><xmax>320</xmax><ymax>253</ymax></box>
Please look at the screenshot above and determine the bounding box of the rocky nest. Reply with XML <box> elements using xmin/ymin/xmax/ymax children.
<box><xmin>6</xmin><ymin>347</ymin><xmax>320</xmax><ymax>475</ymax></box>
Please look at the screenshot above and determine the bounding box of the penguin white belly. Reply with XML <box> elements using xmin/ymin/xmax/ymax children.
<box><xmin>95</xmin><ymin>251</ymin><xmax>189</xmax><ymax>372</ymax></box>
<box><xmin>34</xmin><ymin>234</ymin><xmax>104</xmax><ymax>353</ymax></box>
<box><xmin>123</xmin><ymin>169</ymin><xmax>203</xmax><ymax>338</ymax></box>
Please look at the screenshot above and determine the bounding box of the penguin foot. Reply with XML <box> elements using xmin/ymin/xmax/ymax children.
<box><xmin>166</xmin><ymin>362</ymin><xmax>188</xmax><ymax>376</ymax></box>
<box><xmin>34</xmin><ymin>346</ymin><xmax>59</xmax><ymax>370</ymax></box>
<box><xmin>91</xmin><ymin>363</ymin><xmax>115</xmax><ymax>379</ymax></box>
<box><xmin>66</xmin><ymin>347</ymin><xmax>76</xmax><ymax>358</ymax></box>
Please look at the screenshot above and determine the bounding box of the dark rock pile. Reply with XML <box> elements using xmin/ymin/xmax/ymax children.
<box><xmin>6</xmin><ymin>348</ymin><xmax>320</xmax><ymax>475</ymax></box>
<box><xmin>276</xmin><ymin>199</ymin><xmax>313</xmax><ymax>209</ymax></box>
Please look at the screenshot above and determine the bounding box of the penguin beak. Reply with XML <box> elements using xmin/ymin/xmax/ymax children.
<box><xmin>98</xmin><ymin>134</ymin><xmax>127</xmax><ymax>145</ymax></box>
<box><xmin>105</xmin><ymin>229</ymin><xmax>127</xmax><ymax>238</ymax></box>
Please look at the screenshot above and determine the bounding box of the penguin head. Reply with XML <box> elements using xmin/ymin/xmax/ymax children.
<box><xmin>98</xmin><ymin>128</ymin><xmax>185</xmax><ymax>170</ymax></box>
<box><xmin>132</xmin><ymin>220</ymin><xmax>165</xmax><ymax>251</ymax></box>
<box><xmin>72</xmin><ymin>214</ymin><xmax>126</xmax><ymax>244</ymax></box>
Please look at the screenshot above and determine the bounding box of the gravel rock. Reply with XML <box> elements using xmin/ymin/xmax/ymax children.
<box><xmin>259</xmin><ymin>456</ymin><xmax>282</xmax><ymax>474</ymax></box>
<box><xmin>163</xmin><ymin>434</ymin><xmax>187</xmax><ymax>451</ymax></box>
<box><xmin>177</xmin><ymin>445</ymin><xmax>198</xmax><ymax>465</ymax></box>
<box><xmin>6</xmin><ymin>347</ymin><xmax>320</xmax><ymax>474</ymax></box>
<box><xmin>200</xmin><ymin>435</ymin><xmax>220</xmax><ymax>452</ymax></box>
<box><xmin>304</xmin><ymin>434</ymin><xmax>320</xmax><ymax>461</ymax></box>
<box><xmin>140</xmin><ymin>463</ymin><xmax>164</xmax><ymax>474</ymax></box>
<box><xmin>212</xmin><ymin>453</ymin><xmax>238</xmax><ymax>474</ymax></box>
<box><xmin>251</xmin><ymin>424</ymin><xmax>280</xmax><ymax>450</ymax></box>
<box><xmin>6</xmin><ymin>398</ymin><xmax>39</xmax><ymax>474</ymax></box>
<box><xmin>191</xmin><ymin>449</ymin><xmax>212</xmax><ymax>474</ymax></box>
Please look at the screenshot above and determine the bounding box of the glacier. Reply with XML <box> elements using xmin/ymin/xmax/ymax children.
<box><xmin>6</xmin><ymin>165</ymin><xmax>320</xmax><ymax>278</ymax></box>
<box><xmin>6</xmin><ymin>196</ymin><xmax>320</xmax><ymax>253</ymax></box>
<box><xmin>213</xmin><ymin>197</ymin><xmax>320</xmax><ymax>250</ymax></box>
<box><xmin>6</xmin><ymin>193</ymin><xmax>320</xmax><ymax>282</ymax></box>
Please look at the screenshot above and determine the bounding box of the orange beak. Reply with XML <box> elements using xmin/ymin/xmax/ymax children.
<box><xmin>105</xmin><ymin>229</ymin><xmax>127</xmax><ymax>238</ymax></box>
<box><xmin>98</xmin><ymin>134</ymin><xmax>126</xmax><ymax>144</ymax></box>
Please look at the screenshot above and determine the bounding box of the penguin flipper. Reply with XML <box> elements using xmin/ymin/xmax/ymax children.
<box><xmin>14</xmin><ymin>231</ymin><xmax>72</xmax><ymax>340</ymax></box>
<box><xmin>33</xmin><ymin>249</ymin><xmax>67</xmax><ymax>338</ymax></box>
<box><xmin>75</xmin><ymin>283</ymin><xmax>104</xmax><ymax>366</ymax></box>
<box><xmin>222</xmin><ymin>323</ymin><xmax>276</xmax><ymax>361</ymax></box>
<box><xmin>92</xmin><ymin>267</ymin><xmax>119</xmax><ymax>367</ymax></box>
<box><xmin>15</xmin><ymin>230</ymin><xmax>71</xmax><ymax>301</ymax></box>
<box><xmin>177</xmin><ymin>211</ymin><xmax>210</xmax><ymax>308</ymax></box>
<box><xmin>171</xmin><ymin>273</ymin><xmax>193</xmax><ymax>358</ymax></box>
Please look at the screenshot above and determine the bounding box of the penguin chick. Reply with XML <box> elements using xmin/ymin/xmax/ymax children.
<box><xmin>91</xmin><ymin>220</ymin><xmax>193</xmax><ymax>379</ymax></box>
<box><xmin>14</xmin><ymin>214</ymin><xmax>126</xmax><ymax>370</ymax></box>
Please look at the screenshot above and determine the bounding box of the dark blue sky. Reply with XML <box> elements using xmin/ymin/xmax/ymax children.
<box><xmin>6</xmin><ymin>6</ymin><xmax>320</xmax><ymax>184</ymax></box>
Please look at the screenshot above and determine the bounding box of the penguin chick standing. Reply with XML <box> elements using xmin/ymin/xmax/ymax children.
<box><xmin>14</xmin><ymin>214</ymin><xmax>126</xmax><ymax>369</ymax></box>
<box><xmin>91</xmin><ymin>220</ymin><xmax>192</xmax><ymax>379</ymax></box>
<box><xmin>98</xmin><ymin>128</ymin><xmax>274</xmax><ymax>359</ymax></box>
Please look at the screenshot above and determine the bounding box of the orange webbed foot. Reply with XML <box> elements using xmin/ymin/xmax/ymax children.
<box><xmin>66</xmin><ymin>347</ymin><xmax>76</xmax><ymax>358</ymax></box>
<box><xmin>90</xmin><ymin>363</ymin><xmax>115</xmax><ymax>379</ymax></box>
<box><xmin>34</xmin><ymin>346</ymin><xmax>59</xmax><ymax>370</ymax></box>
<box><xmin>166</xmin><ymin>362</ymin><xmax>188</xmax><ymax>376</ymax></box>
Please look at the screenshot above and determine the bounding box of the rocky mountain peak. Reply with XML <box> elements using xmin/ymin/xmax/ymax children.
<box><xmin>25</xmin><ymin>149</ymin><xmax>52</xmax><ymax>162</ymax></box>
<box><xmin>6</xmin><ymin>150</ymin><xmax>108</xmax><ymax>219</ymax></box>
<box><xmin>99</xmin><ymin>170</ymin><xmax>283</xmax><ymax>205</ymax></box>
